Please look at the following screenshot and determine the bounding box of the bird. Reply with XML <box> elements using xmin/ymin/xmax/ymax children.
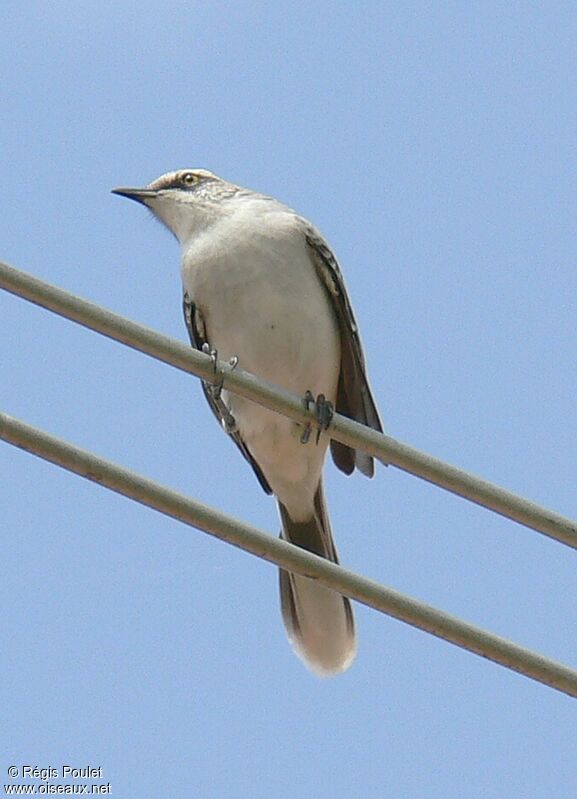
<box><xmin>112</xmin><ymin>169</ymin><xmax>382</xmax><ymax>675</ymax></box>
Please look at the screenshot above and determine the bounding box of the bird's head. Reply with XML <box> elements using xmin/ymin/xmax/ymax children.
<box><xmin>112</xmin><ymin>168</ymin><xmax>228</xmax><ymax>242</ymax></box>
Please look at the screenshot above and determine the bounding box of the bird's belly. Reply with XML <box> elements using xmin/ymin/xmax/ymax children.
<box><xmin>186</xmin><ymin>247</ymin><xmax>340</xmax><ymax>396</ymax></box>
<box><xmin>214</xmin><ymin>282</ymin><xmax>339</xmax><ymax>480</ymax></box>
<box><xmin>216</xmin><ymin>303</ymin><xmax>334</xmax><ymax>393</ymax></box>
<box><xmin>182</xmin><ymin>237</ymin><xmax>341</xmax><ymax>507</ymax></box>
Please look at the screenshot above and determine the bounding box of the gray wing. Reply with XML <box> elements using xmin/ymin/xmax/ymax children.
<box><xmin>304</xmin><ymin>226</ymin><xmax>383</xmax><ymax>477</ymax></box>
<box><xmin>182</xmin><ymin>292</ymin><xmax>272</xmax><ymax>495</ymax></box>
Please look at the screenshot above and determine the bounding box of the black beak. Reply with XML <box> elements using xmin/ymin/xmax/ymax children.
<box><xmin>111</xmin><ymin>187</ymin><xmax>158</xmax><ymax>205</ymax></box>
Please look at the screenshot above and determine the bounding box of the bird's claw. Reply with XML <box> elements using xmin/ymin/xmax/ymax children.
<box><xmin>314</xmin><ymin>393</ymin><xmax>334</xmax><ymax>443</ymax></box>
<box><xmin>300</xmin><ymin>390</ymin><xmax>315</xmax><ymax>443</ymax></box>
<box><xmin>202</xmin><ymin>344</ymin><xmax>239</xmax><ymax>433</ymax></box>
<box><xmin>300</xmin><ymin>390</ymin><xmax>334</xmax><ymax>445</ymax></box>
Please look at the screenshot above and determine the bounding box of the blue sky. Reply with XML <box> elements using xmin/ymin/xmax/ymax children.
<box><xmin>2</xmin><ymin>3</ymin><xmax>577</xmax><ymax>797</ymax></box>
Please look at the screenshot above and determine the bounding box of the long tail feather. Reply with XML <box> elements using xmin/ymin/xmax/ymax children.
<box><xmin>278</xmin><ymin>480</ymin><xmax>355</xmax><ymax>676</ymax></box>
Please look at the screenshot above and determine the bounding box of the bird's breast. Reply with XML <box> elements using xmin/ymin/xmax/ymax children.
<box><xmin>181</xmin><ymin>225</ymin><xmax>340</xmax><ymax>396</ymax></box>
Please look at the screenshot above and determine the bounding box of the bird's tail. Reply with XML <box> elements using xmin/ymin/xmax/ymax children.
<box><xmin>278</xmin><ymin>479</ymin><xmax>356</xmax><ymax>676</ymax></box>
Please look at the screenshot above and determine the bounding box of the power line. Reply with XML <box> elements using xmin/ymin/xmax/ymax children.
<box><xmin>2</xmin><ymin>410</ymin><xmax>577</xmax><ymax>698</ymax></box>
<box><xmin>2</xmin><ymin>259</ymin><xmax>577</xmax><ymax>550</ymax></box>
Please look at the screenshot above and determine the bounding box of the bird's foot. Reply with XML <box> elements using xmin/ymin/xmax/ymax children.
<box><xmin>300</xmin><ymin>390</ymin><xmax>334</xmax><ymax>445</ymax></box>
<box><xmin>300</xmin><ymin>390</ymin><xmax>315</xmax><ymax>443</ymax></box>
<box><xmin>314</xmin><ymin>393</ymin><xmax>334</xmax><ymax>443</ymax></box>
<box><xmin>202</xmin><ymin>344</ymin><xmax>239</xmax><ymax>433</ymax></box>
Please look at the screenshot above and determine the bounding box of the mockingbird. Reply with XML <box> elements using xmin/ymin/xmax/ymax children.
<box><xmin>113</xmin><ymin>169</ymin><xmax>382</xmax><ymax>676</ymax></box>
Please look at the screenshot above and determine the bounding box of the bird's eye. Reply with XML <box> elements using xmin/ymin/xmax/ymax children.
<box><xmin>180</xmin><ymin>172</ymin><xmax>197</xmax><ymax>186</ymax></box>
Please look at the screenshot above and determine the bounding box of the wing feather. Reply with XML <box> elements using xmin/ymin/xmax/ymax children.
<box><xmin>182</xmin><ymin>292</ymin><xmax>273</xmax><ymax>494</ymax></box>
<box><xmin>303</xmin><ymin>227</ymin><xmax>383</xmax><ymax>477</ymax></box>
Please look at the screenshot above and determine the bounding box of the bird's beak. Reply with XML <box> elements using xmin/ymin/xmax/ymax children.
<box><xmin>111</xmin><ymin>187</ymin><xmax>159</xmax><ymax>205</ymax></box>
